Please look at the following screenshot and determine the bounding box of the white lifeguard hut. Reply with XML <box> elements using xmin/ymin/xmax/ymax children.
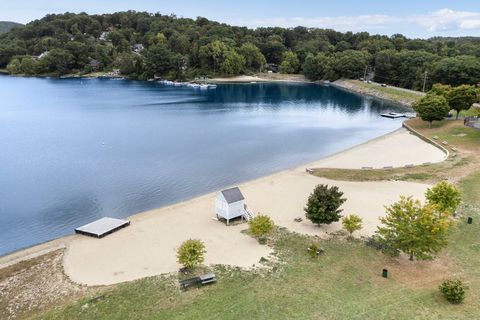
<box><xmin>215</xmin><ymin>187</ymin><xmax>247</xmax><ymax>225</ymax></box>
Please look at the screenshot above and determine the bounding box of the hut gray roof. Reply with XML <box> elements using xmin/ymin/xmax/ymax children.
<box><xmin>221</xmin><ymin>187</ymin><xmax>244</xmax><ymax>204</ymax></box>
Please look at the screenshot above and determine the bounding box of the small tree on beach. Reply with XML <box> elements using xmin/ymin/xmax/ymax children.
<box><xmin>375</xmin><ymin>196</ymin><xmax>454</xmax><ymax>261</ymax></box>
<box><xmin>425</xmin><ymin>181</ymin><xmax>462</xmax><ymax>214</ymax></box>
<box><xmin>413</xmin><ymin>93</ymin><xmax>450</xmax><ymax>128</ymax></box>
<box><xmin>249</xmin><ymin>214</ymin><xmax>274</xmax><ymax>238</ymax></box>
<box><xmin>342</xmin><ymin>214</ymin><xmax>363</xmax><ymax>238</ymax></box>
<box><xmin>305</xmin><ymin>184</ymin><xmax>346</xmax><ymax>225</ymax></box>
<box><xmin>177</xmin><ymin>239</ymin><xmax>206</xmax><ymax>269</ymax></box>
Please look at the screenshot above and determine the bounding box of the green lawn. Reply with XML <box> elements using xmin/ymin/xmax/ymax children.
<box><xmin>350</xmin><ymin>80</ymin><xmax>424</xmax><ymax>103</ymax></box>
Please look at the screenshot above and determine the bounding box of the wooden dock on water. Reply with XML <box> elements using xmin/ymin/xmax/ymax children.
<box><xmin>75</xmin><ymin>217</ymin><xmax>130</xmax><ymax>238</ymax></box>
<box><xmin>381</xmin><ymin>112</ymin><xmax>416</xmax><ymax>119</ymax></box>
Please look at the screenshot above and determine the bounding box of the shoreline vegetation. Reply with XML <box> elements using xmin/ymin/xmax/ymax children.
<box><xmin>1</xmin><ymin>11</ymin><xmax>480</xmax><ymax>89</ymax></box>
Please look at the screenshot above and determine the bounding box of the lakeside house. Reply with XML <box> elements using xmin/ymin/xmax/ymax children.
<box><xmin>88</xmin><ymin>58</ymin><xmax>101</xmax><ymax>71</ymax></box>
<box><xmin>265</xmin><ymin>63</ymin><xmax>280</xmax><ymax>73</ymax></box>
<box><xmin>133</xmin><ymin>43</ymin><xmax>144</xmax><ymax>53</ymax></box>
<box><xmin>215</xmin><ymin>187</ymin><xmax>246</xmax><ymax>225</ymax></box>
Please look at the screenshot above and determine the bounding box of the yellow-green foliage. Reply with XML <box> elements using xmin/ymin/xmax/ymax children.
<box><xmin>425</xmin><ymin>181</ymin><xmax>462</xmax><ymax>214</ymax></box>
<box><xmin>376</xmin><ymin>196</ymin><xmax>455</xmax><ymax>261</ymax></box>
<box><xmin>342</xmin><ymin>214</ymin><xmax>363</xmax><ymax>236</ymax></box>
<box><xmin>248</xmin><ymin>214</ymin><xmax>274</xmax><ymax>238</ymax></box>
<box><xmin>176</xmin><ymin>239</ymin><xmax>206</xmax><ymax>269</ymax></box>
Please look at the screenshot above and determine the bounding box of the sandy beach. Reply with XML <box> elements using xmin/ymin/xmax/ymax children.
<box><xmin>61</xmin><ymin>127</ymin><xmax>446</xmax><ymax>286</ymax></box>
<box><xmin>209</xmin><ymin>74</ymin><xmax>308</xmax><ymax>83</ymax></box>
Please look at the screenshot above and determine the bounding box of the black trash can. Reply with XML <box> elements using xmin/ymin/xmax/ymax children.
<box><xmin>468</xmin><ymin>217</ymin><xmax>473</xmax><ymax>224</ymax></box>
<box><xmin>382</xmin><ymin>269</ymin><xmax>388</xmax><ymax>278</ymax></box>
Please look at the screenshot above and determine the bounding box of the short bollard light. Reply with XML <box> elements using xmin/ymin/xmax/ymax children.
<box><xmin>382</xmin><ymin>269</ymin><xmax>388</xmax><ymax>278</ymax></box>
<box><xmin>468</xmin><ymin>217</ymin><xmax>473</xmax><ymax>224</ymax></box>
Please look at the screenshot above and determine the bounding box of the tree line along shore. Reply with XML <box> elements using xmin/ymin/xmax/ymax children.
<box><xmin>1</xmin><ymin>11</ymin><xmax>480</xmax><ymax>89</ymax></box>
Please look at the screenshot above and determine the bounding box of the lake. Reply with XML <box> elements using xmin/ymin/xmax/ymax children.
<box><xmin>0</xmin><ymin>76</ymin><xmax>405</xmax><ymax>255</ymax></box>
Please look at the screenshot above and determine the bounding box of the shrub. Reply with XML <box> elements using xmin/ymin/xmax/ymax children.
<box><xmin>305</xmin><ymin>184</ymin><xmax>346</xmax><ymax>225</ymax></box>
<box><xmin>439</xmin><ymin>279</ymin><xmax>467</xmax><ymax>304</ymax></box>
<box><xmin>177</xmin><ymin>239</ymin><xmax>206</xmax><ymax>269</ymax></box>
<box><xmin>342</xmin><ymin>214</ymin><xmax>363</xmax><ymax>237</ymax></box>
<box><xmin>307</xmin><ymin>243</ymin><xmax>324</xmax><ymax>258</ymax></box>
<box><xmin>248</xmin><ymin>214</ymin><xmax>274</xmax><ymax>238</ymax></box>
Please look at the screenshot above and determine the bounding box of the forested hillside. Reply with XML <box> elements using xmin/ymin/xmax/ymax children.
<box><xmin>1</xmin><ymin>11</ymin><xmax>480</xmax><ymax>89</ymax></box>
<box><xmin>0</xmin><ymin>21</ymin><xmax>23</xmax><ymax>33</ymax></box>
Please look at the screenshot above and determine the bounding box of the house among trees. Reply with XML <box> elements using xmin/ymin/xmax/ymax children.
<box><xmin>215</xmin><ymin>187</ymin><xmax>246</xmax><ymax>225</ymax></box>
<box><xmin>132</xmin><ymin>43</ymin><xmax>144</xmax><ymax>53</ymax></box>
<box><xmin>88</xmin><ymin>58</ymin><xmax>101</xmax><ymax>71</ymax></box>
<box><xmin>265</xmin><ymin>63</ymin><xmax>280</xmax><ymax>73</ymax></box>
<box><xmin>36</xmin><ymin>51</ymin><xmax>49</xmax><ymax>60</ymax></box>
<box><xmin>99</xmin><ymin>31</ymin><xmax>109</xmax><ymax>41</ymax></box>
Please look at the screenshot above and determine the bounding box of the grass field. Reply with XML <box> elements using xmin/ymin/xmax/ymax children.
<box><xmin>351</xmin><ymin>80</ymin><xmax>424</xmax><ymax>103</ymax></box>
<box><xmin>30</xmin><ymin>119</ymin><xmax>480</xmax><ymax>319</ymax></box>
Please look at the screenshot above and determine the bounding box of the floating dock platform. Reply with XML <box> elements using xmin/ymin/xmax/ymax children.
<box><xmin>381</xmin><ymin>112</ymin><xmax>417</xmax><ymax>119</ymax></box>
<box><xmin>75</xmin><ymin>217</ymin><xmax>130</xmax><ymax>238</ymax></box>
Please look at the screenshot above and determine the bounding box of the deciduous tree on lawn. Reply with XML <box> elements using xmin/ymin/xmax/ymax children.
<box><xmin>413</xmin><ymin>93</ymin><xmax>450</xmax><ymax>128</ymax></box>
<box><xmin>446</xmin><ymin>84</ymin><xmax>477</xmax><ymax>119</ymax></box>
<box><xmin>425</xmin><ymin>181</ymin><xmax>462</xmax><ymax>214</ymax></box>
<box><xmin>305</xmin><ymin>184</ymin><xmax>346</xmax><ymax>225</ymax></box>
<box><xmin>375</xmin><ymin>196</ymin><xmax>455</xmax><ymax>261</ymax></box>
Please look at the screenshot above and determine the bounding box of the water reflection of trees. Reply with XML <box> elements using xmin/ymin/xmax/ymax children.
<box><xmin>197</xmin><ymin>83</ymin><xmax>405</xmax><ymax>115</ymax></box>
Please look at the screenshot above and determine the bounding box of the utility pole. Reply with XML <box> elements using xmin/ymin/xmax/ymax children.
<box><xmin>422</xmin><ymin>71</ymin><xmax>428</xmax><ymax>92</ymax></box>
<box><xmin>363</xmin><ymin>65</ymin><xmax>368</xmax><ymax>81</ymax></box>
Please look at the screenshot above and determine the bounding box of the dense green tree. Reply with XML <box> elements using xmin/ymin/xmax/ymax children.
<box><xmin>446</xmin><ymin>84</ymin><xmax>478</xmax><ymax>119</ymax></box>
<box><xmin>376</xmin><ymin>196</ymin><xmax>454</xmax><ymax>261</ymax></box>
<box><xmin>6</xmin><ymin>57</ymin><xmax>21</xmax><ymax>74</ymax></box>
<box><xmin>305</xmin><ymin>184</ymin><xmax>346</xmax><ymax>225</ymax></box>
<box><xmin>115</xmin><ymin>52</ymin><xmax>144</xmax><ymax>76</ymax></box>
<box><xmin>65</xmin><ymin>41</ymin><xmax>90</xmax><ymax>68</ymax></box>
<box><xmin>425</xmin><ymin>181</ymin><xmax>462</xmax><ymax>214</ymax></box>
<box><xmin>429</xmin><ymin>83</ymin><xmax>452</xmax><ymax>96</ymax></box>
<box><xmin>413</xmin><ymin>93</ymin><xmax>449</xmax><ymax>128</ymax></box>
<box><xmin>260</xmin><ymin>39</ymin><xmax>286</xmax><ymax>64</ymax></box>
<box><xmin>220</xmin><ymin>49</ymin><xmax>245</xmax><ymax>75</ymax></box>
<box><xmin>37</xmin><ymin>48</ymin><xmax>74</xmax><ymax>74</ymax></box>
<box><xmin>144</xmin><ymin>43</ymin><xmax>177</xmax><ymax>77</ymax></box>
<box><xmin>432</xmin><ymin>56</ymin><xmax>480</xmax><ymax>86</ymax></box>
<box><xmin>280</xmin><ymin>51</ymin><xmax>300</xmax><ymax>74</ymax></box>
<box><xmin>199</xmin><ymin>40</ymin><xmax>228</xmax><ymax>73</ymax></box>
<box><xmin>303</xmin><ymin>53</ymin><xmax>331</xmax><ymax>80</ymax></box>
<box><xmin>19</xmin><ymin>55</ymin><xmax>37</xmax><ymax>74</ymax></box>
<box><xmin>238</xmin><ymin>42</ymin><xmax>265</xmax><ymax>71</ymax></box>
<box><xmin>331</xmin><ymin>50</ymin><xmax>371</xmax><ymax>79</ymax></box>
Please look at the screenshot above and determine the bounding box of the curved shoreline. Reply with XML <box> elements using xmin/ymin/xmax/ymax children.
<box><xmin>0</xmin><ymin>124</ymin><xmax>446</xmax><ymax>280</ymax></box>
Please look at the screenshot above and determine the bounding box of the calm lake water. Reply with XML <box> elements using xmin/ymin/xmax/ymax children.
<box><xmin>0</xmin><ymin>76</ymin><xmax>405</xmax><ymax>255</ymax></box>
